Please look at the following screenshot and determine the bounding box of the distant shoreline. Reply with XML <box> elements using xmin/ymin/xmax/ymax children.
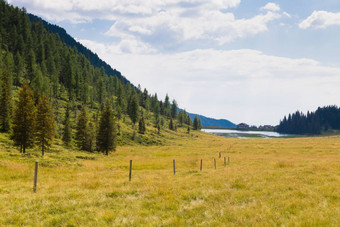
<box><xmin>202</xmin><ymin>126</ymin><xmax>275</xmax><ymax>132</ymax></box>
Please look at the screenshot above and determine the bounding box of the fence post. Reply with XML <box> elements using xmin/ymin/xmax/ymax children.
<box><xmin>214</xmin><ymin>158</ymin><xmax>216</xmax><ymax>169</ymax></box>
<box><xmin>224</xmin><ymin>157</ymin><xmax>226</xmax><ymax>167</ymax></box>
<box><xmin>200</xmin><ymin>159</ymin><xmax>202</xmax><ymax>171</ymax></box>
<box><xmin>33</xmin><ymin>161</ymin><xmax>38</xmax><ymax>193</ymax></box>
<box><xmin>173</xmin><ymin>159</ymin><xmax>176</xmax><ymax>175</ymax></box>
<box><xmin>129</xmin><ymin>160</ymin><xmax>132</xmax><ymax>181</ymax></box>
<box><xmin>219</xmin><ymin>152</ymin><xmax>221</xmax><ymax>159</ymax></box>
<box><xmin>228</xmin><ymin>157</ymin><xmax>230</xmax><ymax>165</ymax></box>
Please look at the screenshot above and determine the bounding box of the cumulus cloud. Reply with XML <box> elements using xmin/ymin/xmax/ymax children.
<box><xmin>299</xmin><ymin>10</ymin><xmax>340</xmax><ymax>29</ymax></box>
<box><xmin>261</xmin><ymin>2</ymin><xmax>280</xmax><ymax>12</ymax></box>
<box><xmin>7</xmin><ymin>0</ymin><xmax>241</xmax><ymax>22</ymax></box>
<box><xmin>105</xmin><ymin>10</ymin><xmax>282</xmax><ymax>51</ymax></box>
<box><xmin>8</xmin><ymin>0</ymin><xmax>285</xmax><ymax>50</ymax></box>
<box><xmin>78</xmin><ymin>39</ymin><xmax>340</xmax><ymax>125</ymax></box>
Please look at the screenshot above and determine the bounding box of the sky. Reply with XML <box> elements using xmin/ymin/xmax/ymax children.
<box><xmin>7</xmin><ymin>0</ymin><xmax>340</xmax><ymax>125</ymax></box>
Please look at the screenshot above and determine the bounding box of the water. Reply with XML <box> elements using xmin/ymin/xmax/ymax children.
<box><xmin>202</xmin><ymin>128</ymin><xmax>292</xmax><ymax>138</ymax></box>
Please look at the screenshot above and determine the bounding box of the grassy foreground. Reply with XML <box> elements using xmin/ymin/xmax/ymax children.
<box><xmin>0</xmin><ymin>130</ymin><xmax>339</xmax><ymax>226</ymax></box>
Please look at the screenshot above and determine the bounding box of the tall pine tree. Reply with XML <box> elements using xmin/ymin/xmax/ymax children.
<box><xmin>193</xmin><ymin>115</ymin><xmax>199</xmax><ymax>130</ymax></box>
<box><xmin>171</xmin><ymin>99</ymin><xmax>178</xmax><ymax>119</ymax></box>
<box><xmin>127</xmin><ymin>89</ymin><xmax>139</xmax><ymax>125</ymax></box>
<box><xmin>75</xmin><ymin>105</ymin><xmax>89</xmax><ymax>151</ymax></box>
<box><xmin>35</xmin><ymin>94</ymin><xmax>55</xmax><ymax>156</ymax></box>
<box><xmin>138</xmin><ymin>116</ymin><xmax>146</xmax><ymax>134</ymax></box>
<box><xmin>11</xmin><ymin>83</ymin><xmax>36</xmax><ymax>153</ymax></box>
<box><xmin>97</xmin><ymin>99</ymin><xmax>117</xmax><ymax>155</ymax></box>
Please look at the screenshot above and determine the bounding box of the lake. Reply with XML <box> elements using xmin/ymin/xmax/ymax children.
<box><xmin>202</xmin><ymin>128</ymin><xmax>292</xmax><ymax>138</ymax></box>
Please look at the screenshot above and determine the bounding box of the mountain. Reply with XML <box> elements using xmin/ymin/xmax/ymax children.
<box><xmin>28</xmin><ymin>13</ymin><xmax>129</xmax><ymax>84</ymax></box>
<box><xmin>27</xmin><ymin>12</ymin><xmax>236</xmax><ymax>129</ymax></box>
<box><xmin>2</xmin><ymin>0</ymin><xmax>227</xmax><ymax>150</ymax></box>
<box><xmin>188</xmin><ymin>113</ymin><xmax>236</xmax><ymax>128</ymax></box>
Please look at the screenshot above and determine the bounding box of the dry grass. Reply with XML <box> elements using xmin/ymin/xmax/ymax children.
<box><xmin>0</xmin><ymin>131</ymin><xmax>339</xmax><ymax>226</ymax></box>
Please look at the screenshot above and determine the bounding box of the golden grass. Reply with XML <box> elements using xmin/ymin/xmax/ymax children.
<box><xmin>0</xmin><ymin>131</ymin><xmax>339</xmax><ymax>226</ymax></box>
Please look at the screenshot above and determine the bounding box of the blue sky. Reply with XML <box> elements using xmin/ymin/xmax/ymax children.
<box><xmin>7</xmin><ymin>0</ymin><xmax>340</xmax><ymax>125</ymax></box>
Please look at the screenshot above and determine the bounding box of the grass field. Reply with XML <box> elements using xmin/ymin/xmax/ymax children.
<box><xmin>0</xmin><ymin>130</ymin><xmax>339</xmax><ymax>226</ymax></box>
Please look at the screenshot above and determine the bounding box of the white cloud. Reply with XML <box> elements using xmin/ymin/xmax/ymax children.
<box><xmin>105</xmin><ymin>10</ymin><xmax>282</xmax><ymax>50</ymax></box>
<box><xmin>261</xmin><ymin>2</ymin><xmax>280</xmax><ymax>12</ymax></box>
<box><xmin>299</xmin><ymin>10</ymin><xmax>340</xmax><ymax>29</ymax></box>
<box><xmin>8</xmin><ymin>0</ymin><xmax>285</xmax><ymax>49</ymax></box>
<box><xmin>7</xmin><ymin>0</ymin><xmax>241</xmax><ymax>22</ymax></box>
<box><xmin>79</xmin><ymin>39</ymin><xmax>340</xmax><ymax>125</ymax></box>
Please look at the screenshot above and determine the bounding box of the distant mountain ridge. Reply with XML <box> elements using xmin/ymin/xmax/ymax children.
<box><xmin>188</xmin><ymin>113</ymin><xmax>236</xmax><ymax>128</ymax></box>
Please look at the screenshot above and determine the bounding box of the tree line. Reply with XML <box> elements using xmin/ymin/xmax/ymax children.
<box><xmin>276</xmin><ymin>106</ymin><xmax>340</xmax><ymax>135</ymax></box>
<box><xmin>0</xmin><ymin>0</ymin><xmax>203</xmax><ymax>156</ymax></box>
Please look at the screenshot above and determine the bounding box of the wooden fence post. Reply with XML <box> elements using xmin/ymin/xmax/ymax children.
<box><xmin>214</xmin><ymin>158</ymin><xmax>216</xmax><ymax>169</ymax></box>
<box><xmin>129</xmin><ymin>160</ymin><xmax>132</xmax><ymax>181</ymax></box>
<box><xmin>200</xmin><ymin>159</ymin><xmax>202</xmax><ymax>171</ymax></box>
<box><xmin>219</xmin><ymin>152</ymin><xmax>221</xmax><ymax>159</ymax></box>
<box><xmin>33</xmin><ymin>161</ymin><xmax>38</xmax><ymax>193</ymax></box>
<box><xmin>173</xmin><ymin>159</ymin><xmax>176</xmax><ymax>175</ymax></box>
<box><xmin>228</xmin><ymin>157</ymin><xmax>230</xmax><ymax>165</ymax></box>
<box><xmin>224</xmin><ymin>157</ymin><xmax>226</xmax><ymax>167</ymax></box>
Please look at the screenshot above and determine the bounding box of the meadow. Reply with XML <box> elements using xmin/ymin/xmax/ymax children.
<box><xmin>0</xmin><ymin>129</ymin><xmax>339</xmax><ymax>226</ymax></box>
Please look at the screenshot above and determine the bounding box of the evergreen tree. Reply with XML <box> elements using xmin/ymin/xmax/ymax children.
<box><xmin>0</xmin><ymin>68</ymin><xmax>12</xmax><ymax>132</ymax></box>
<box><xmin>35</xmin><ymin>94</ymin><xmax>55</xmax><ymax>156</ymax></box>
<box><xmin>138</xmin><ymin>116</ymin><xmax>146</xmax><ymax>134</ymax></box>
<box><xmin>198</xmin><ymin>118</ymin><xmax>202</xmax><ymax>130</ymax></box>
<box><xmin>164</xmin><ymin>94</ymin><xmax>171</xmax><ymax>117</ymax></box>
<box><xmin>169</xmin><ymin>118</ymin><xmax>174</xmax><ymax>130</ymax></box>
<box><xmin>186</xmin><ymin>114</ymin><xmax>192</xmax><ymax>126</ymax></box>
<box><xmin>96</xmin><ymin>99</ymin><xmax>117</xmax><ymax>155</ymax></box>
<box><xmin>171</xmin><ymin>99</ymin><xmax>178</xmax><ymax>119</ymax></box>
<box><xmin>127</xmin><ymin>89</ymin><xmax>139</xmax><ymax>125</ymax></box>
<box><xmin>11</xmin><ymin>83</ymin><xmax>36</xmax><ymax>153</ymax></box>
<box><xmin>178</xmin><ymin>110</ymin><xmax>186</xmax><ymax>127</ymax></box>
<box><xmin>75</xmin><ymin>105</ymin><xmax>89</xmax><ymax>151</ymax></box>
<box><xmin>62</xmin><ymin>104</ymin><xmax>72</xmax><ymax>146</ymax></box>
<box><xmin>193</xmin><ymin>115</ymin><xmax>199</xmax><ymax>130</ymax></box>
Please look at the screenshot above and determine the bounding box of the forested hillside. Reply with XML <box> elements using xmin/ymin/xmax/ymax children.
<box><xmin>277</xmin><ymin>106</ymin><xmax>340</xmax><ymax>135</ymax></box>
<box><xmin>0</xmin><ymin>0</ymin><xmax>200</xmax><ymax>155</ymax></box>
<box><xmin>27</xmin><ymin>13</ymin><xmax>126</xmax><ymax>84</ymax></box>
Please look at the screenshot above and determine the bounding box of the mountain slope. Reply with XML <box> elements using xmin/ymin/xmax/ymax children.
<box><xmin>28</xmin><ymin>13</ymin><xmax>128</xmax><ymax>84</ymax></box>
<box><xmin>27</xmin><ymin>13</ymin><xmax>236</xmax><ymax>128</ymax></box>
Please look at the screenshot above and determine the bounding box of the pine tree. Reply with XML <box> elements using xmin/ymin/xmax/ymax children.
<box><xmin>169</xmin><ymin>118</ymin><xmax>174</xmax><ymax>130</ymax></box>
<box><xmin>35</xmin><ymin>94</ymin><xmax>55</xmax><ymax>156</ymax></box>
<box><xmin>11</xmin><ymin>83</ymin><xmax>36</xmax><ymax>153</ymax></box>
<box><xmin>96</xmin><ymin>99</ymin><xmax>117</xmax><ymax>155</ymax></box>
<box><xmin>198</xmin><ymin>118</ymin><xmax>202</xmax><ymax>130</ymax></box>
<box><xmin>186</xmin><ymin>114</ymin><xmax>192</xmax><ymax>126</ymax></box>
<box><xmin>138</xmin><ymin>116</ymin><xmax>146</xmax><ymax>134</ymax></box>
<box><xmin>193</xmin><ymin>115</ymin><xmax>199</xmax><ymax>130</ymax></box>
<box><xmin>75</xmin><ymin>105</ymin><xmax>89</xmax><ymax>151</ymax></box>
<box><xmin>0</xmin><ymin>68</ymin><xmax>12</xmax><ymax>132</ymax></box>
<box><xmin>171</xmin><ymin>99</ymin><xmax>178</xmax><ymax>119</ymax></box>
<box><xmin>164</xmin><ymin>94</ymin><xmax>171</xmax><ymax>117</ymax></box>
<box><xmin>178</xmin><ymin>110</ymin><xmax>185</xmax><ymax>127</ymax></box>
<box><xmin>62</xmin><ymin>104</ymin><xmax>72</xmax><ymax>146</ymax></box>
<box><xmin>127</xmin><ymin>89</ymin><xmax>139</xmax><ymax>125</ymax></box>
